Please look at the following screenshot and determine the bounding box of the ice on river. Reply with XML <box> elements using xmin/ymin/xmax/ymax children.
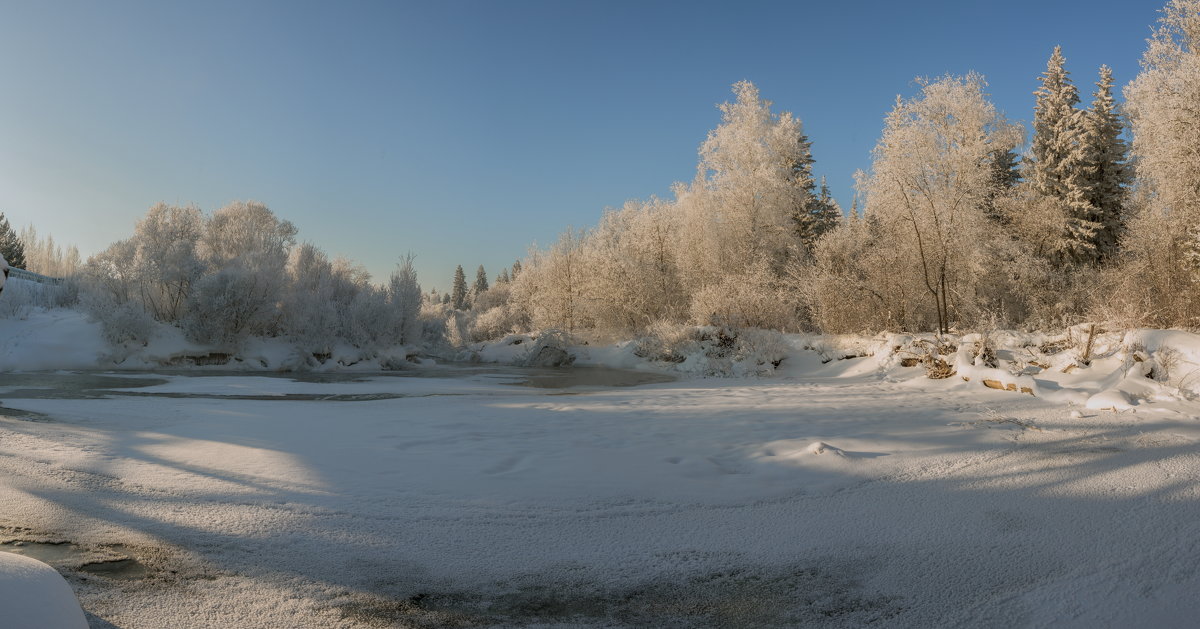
<box><xmin>1</xmin><ymin>365</ymin><xmax>1199</xmax><ymax>627</ymax></box>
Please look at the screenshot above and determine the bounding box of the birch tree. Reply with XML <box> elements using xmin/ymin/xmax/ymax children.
<box><xmin>860</xmin><ymin>73</ymin><xmax>1022</xmax><ymax>333</ymax></box>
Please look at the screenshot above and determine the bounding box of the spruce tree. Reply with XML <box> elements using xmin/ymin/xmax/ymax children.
<box><xmin>510</xmin><ymin>260</ymin><xmax>522</xmax><ymax>281</ymax></box>
<box><xmin>473</xmin><ymin>265</ymin><xmax>489</xmax><ymax>295</ymax></box>
<box><xmin>787</xmin><ymin>136</ymin><xmax>839</xmax><ymax>252</ymax></box>
<box><xmin>496</xmin><ymin>268</ymin><xmax>510</xmax><ymax>284</ymax></box>
<box><xmin>1026</xmin><ymin>46</ymin><xmax>1103</xmax><ymax>263</ymax></box>
<box><xmin>0</xmin><ymin>213</ymin><xmax>26</xmax><ymax>269</ymax></box>
<box><xmin>1028</xmin><ymin>46</ymin><xmax>1080</xmax><ymax>200</ymax></box>
<box><xmin>816</xmin><ymin>176</ymin><xmax>842</xmax><ymax>232</ymax></box>
<box><xmin>1081</xmin><ymin>65</ymin><xmax>1131</xmax><ymax>263</ymax></box>
<box><xmin>983</xmin><ymin>147</ymin><xmax>1021</xmax><ymax>223</ymax></box>
<box><xmin>450</xmin><ymin>265</ymin><xmax>468</xmax><ymax>310</ymax></box>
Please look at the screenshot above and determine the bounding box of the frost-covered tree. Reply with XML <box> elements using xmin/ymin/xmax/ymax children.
<box><xmin>450</xmin><ymin>265</ymin><xmax>467</xmax><ymax>310</ymax></box>
<box><xmin>583</xmin><ymin>198</ymin><xmax>685</xmax><ymax>330</ymax></box>
<box><xmin>1117</xmin><ymin>0</ymin><xmax>1200</xmax><ymax>325</ymax></box>
<box><xmin>516</xmin><ymin>228</ymin><xmax>587</xmax><ymax>331</ymax></box>
<box><xmin>1024</xmin><ymin>47</ymin><xmax>1103</xmax><ymax>263</ymax></box>
<box><xmin>510</xmin><ymin>260</ymin><xmax>522</xmax><ymax>281</ymax></box>
<box><xmin>1027</xmin><ymin>47</ymin><xmax>1080</xmax><ymax>198</ymax></box>
<box><xmin>200</xmin><ymin>200</ymin><xmax>297</xmax><ymax>273</ymax></box>
<box><xmin>128</xmin><ymin>203</ymin><xmax>205</xmax><ymax>322</ymax></box>
<box><xmin>279</xmin><ymin>243</ymin><xmax>340</xmax><ymax>351</ymax></box>
<box><xmin>807</xmin><ymin>213</ymin><xmax>909</xmax><ymax>332</ymax></box>
<box><xmin>0</xmin><ymin>213</ymin><xmax>26</xmax><ymax>269</ymax></box>
<box><xmin>678</xmin><ymin>80</ymin><xmax>818</xmax><ymax>285</ymax></box>
<box><xmin>860</xmin><ymin>73</ymin><xmax>1022</xmax><ymax>333</ymax></box>
<box><xmin>496</xmin><ymin>268</ymin><xmax>510</xmax><ymax>284</ymax></box>
<box><xmin>387</xmin><ymin>255</ymin><xmax>423</xmax><ymax>345</ymax></box>
<box><xmin>186</xmin><ymin>201</ymin><xmax>297</xmax><ymax>344</ymax></box>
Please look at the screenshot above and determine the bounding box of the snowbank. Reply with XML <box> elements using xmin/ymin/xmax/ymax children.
<box><xmin>0</xmin><ymin>307</ymin><xmax>426</xmax><ymax>373</ymax></box>
<box><xmin>0</xmin><ymin>309</ymin><xmax>108</xmax><ymax>371</ymax></box>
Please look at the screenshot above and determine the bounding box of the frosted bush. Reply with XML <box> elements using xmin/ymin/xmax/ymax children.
<box><xmin>633</xmin><ymin>322</ymin><xmax>703</xmax><ymax>363</ymax></box>
<box><xmin>184</xmin><ymin>267</ymin><xmax>280</xmax><ymax>346</ymax></box>
<box><xmin>730</xmin><ymin>328</ymin><xmax>789</xmax><ymax>371</ymax></box>
<box><xmin>342</xmin><ymin>289</ymin><xmax>388</xmax><ymax>349</ymax></box>
<box><xmin>470</xmin><ymin>305</ymin><xmax>521</xmax><ymax>342</ymax></box>
<box><xmin>80</xmin><ymin>290</ymin><xmax>157</xmax><ymax>346</ymax></box>
<box><xmin>0</xmin><ymin>278</ymin><xmax>78</xmax><ymax>319</ymax></box>
<box><xmin>689</xmin><ymin>263</ymin><xmax>798</xmax><ymax>331</ymax></box>
<box><xmin>635</xmin><ymin>324</ymin><xmax>788</xmax><ymax>376</ymax></box>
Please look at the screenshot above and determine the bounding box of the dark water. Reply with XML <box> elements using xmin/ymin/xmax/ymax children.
<box><xmin>0</xmin><ymin>366</ymin><xmax>674</xmax><ymax>403</ymax></box>
<box><xmin>0</xmin><ymin>541</ymin><xmax>148</xmax><ymax>580</ymax></box>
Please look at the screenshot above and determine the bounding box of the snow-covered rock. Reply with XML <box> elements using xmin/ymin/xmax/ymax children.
<box><xmin>0</xmin><ymin>553</ymin><xmax>88</xmax><ymax>629</ymax></box>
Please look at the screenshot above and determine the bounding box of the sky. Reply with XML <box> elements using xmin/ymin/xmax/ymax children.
<box><xmin>0</xmin><ymin>0</ymin><xmax>1170</xmax><ymax>291</ymax></box>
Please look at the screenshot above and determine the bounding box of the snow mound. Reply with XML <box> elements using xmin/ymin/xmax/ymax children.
<box><xmin>806</xmin><ymin>441</ymin><xmax>846</xmax><ymax>457</ymax></box>
<box><xmin>0</xmin><ymin>553</ymin><xmax>88</xmax><ymax>629</ymax></box>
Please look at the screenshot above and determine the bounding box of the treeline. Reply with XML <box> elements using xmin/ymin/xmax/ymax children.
<box><xmin>451</xmin><ymin>0</ymin><xmax>1200</xmax><ymax>341</ymax></box>
<box><xmin>78</xmin><ymin>201</ymin><xmax>430</xmax><ymax>352</ymax></box>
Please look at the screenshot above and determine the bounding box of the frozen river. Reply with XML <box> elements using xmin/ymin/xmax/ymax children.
<box><xmin>0</xmin><ymin>366</ymin><xmax>1198</xmax><ymax>627</ymax></box>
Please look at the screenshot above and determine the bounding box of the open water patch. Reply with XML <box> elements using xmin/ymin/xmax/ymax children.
<box><xmin>510</xmin><ymin>366</ymin><xmax>675</xmax><ymax>390</ymax></box>
<box><xmin>0</xmin><ymin>540</ymin><xmax>149</xmax><ymax>580</ymax></box>
<box><xmin>334</xmin><ymin>562</ymin><xmax>899</xmax><ymax>628</ymax></box>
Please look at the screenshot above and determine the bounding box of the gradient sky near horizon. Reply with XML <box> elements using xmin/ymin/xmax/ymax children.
<box><xmin>0</xmin><ymin>0</ymin><xmax>1169</xmax><ymax>290</ymax></box>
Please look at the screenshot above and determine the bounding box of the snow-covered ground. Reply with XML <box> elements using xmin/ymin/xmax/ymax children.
<box><xmin>1</xmin><ymin>350</ymin><xmax>1199</xmax><ymax>627</ymax></box>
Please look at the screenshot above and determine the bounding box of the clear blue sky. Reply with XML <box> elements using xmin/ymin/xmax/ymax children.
<box><xmin>0</xmin><ymin>0</ymin><xmax>1167</xmax><ymax>290</ymax></box>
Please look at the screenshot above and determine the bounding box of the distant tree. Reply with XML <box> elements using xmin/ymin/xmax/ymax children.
<box><xmin>473</xmin><ymin>264</ymin><xmax>489</xmax><ymax>295</ymax></box>
<box><xmin>20</xmin><ymin>225</ymin><xmax>81</xmax><ymax>277</ymax></box>
<box><xmin>387</xmin><ymin>254</ymin><xmax>423</xmax><ymax>345</ymax></box>
<box><xmin>450</xmin><ymin>265</ymin><xmax>468</xmax><ymax>310</ymax></box>
<box><xmin>0</xmin><ymin>213</ymin><xmax>26</xmax><ymax>269</ymax></box>
<box><xmin>510</xmin><ymin>260</ymin><xmax>522</xmax><ymax>281</ymax></box>
<box><xmin>496</xmin><ymin>268</ymin><xmax>510</xmax><ymax>284</ymax></box>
